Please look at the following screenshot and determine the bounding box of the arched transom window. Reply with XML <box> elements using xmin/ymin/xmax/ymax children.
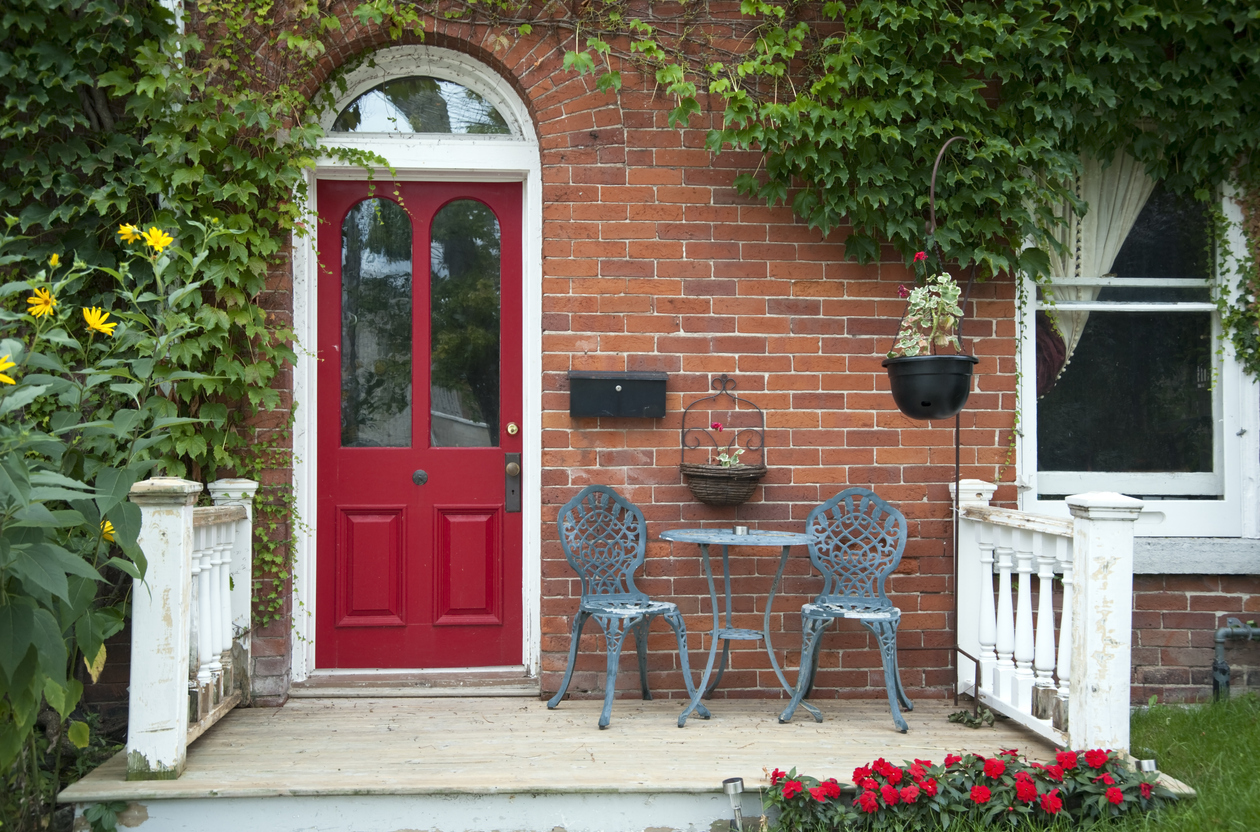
<box><xmin>332</xmin><ymin>76</ymin><xmax>512</xmax><ymax>136</ymax></box>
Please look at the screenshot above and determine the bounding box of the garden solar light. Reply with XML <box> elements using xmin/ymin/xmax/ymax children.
<box><xmin>722</xmin><ymin>777</ymin><xmax>745</xmax><ymax>832</ymax></box>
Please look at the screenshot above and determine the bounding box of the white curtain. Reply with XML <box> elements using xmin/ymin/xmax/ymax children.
<box><xmin>1046</xmin><ymin>152</ymin><xmax>1157</xmax><ymax>366</ymax></box>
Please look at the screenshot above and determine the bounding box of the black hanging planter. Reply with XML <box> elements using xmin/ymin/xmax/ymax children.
<box><xmin>883</xmin><ymin>354</ymin><xmax>979</xmax><ymax>421</ymax></box>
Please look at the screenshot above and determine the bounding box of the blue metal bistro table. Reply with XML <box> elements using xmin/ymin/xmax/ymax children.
<box><xmin>659</xmin><ymin>528</ymin><xmax>821</xmax><ymax>727</ymax></box>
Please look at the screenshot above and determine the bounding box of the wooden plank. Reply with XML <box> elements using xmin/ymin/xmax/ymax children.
<box><xmin>61</xmin><ymin>698</ymin><xmax>1057</xmax><ymax>803</ymax></box>
<box><xmin>192</xmin><ymin>506</ymin><xmax>247</xmax><ymax>527</ymax></box>
<box><xmin>185</xmin><ymin>691</ymin><xmax>240</xmax><ymax>745</ymax></box>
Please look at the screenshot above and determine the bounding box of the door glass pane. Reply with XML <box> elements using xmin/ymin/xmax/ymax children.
<box><xmin>430</xmin><ymin>199</ymin><xmax>500</xmax><ymax>448</ymax></box>
<box><xmin>332</xmin><ymin>76</ymin><xmax>512</xmax><ymax>135</ymax></box>
<box><xmin>341</xmin><ymin>198</ymin><xmax>413</xmax><ymax>447</ymax></box>
<box><xmin>1038</xmin><ymin>311</ymin><xmax>1213</xmax><ymax>473</ymax></box>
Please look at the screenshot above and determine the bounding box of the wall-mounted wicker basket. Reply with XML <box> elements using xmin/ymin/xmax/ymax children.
<box><xmin>679</xmin><ymin>375</ymin><xmax>767</xmax><ymax>506</ymax></box>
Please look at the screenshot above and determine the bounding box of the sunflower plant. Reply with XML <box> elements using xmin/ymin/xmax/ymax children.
<box><xmin>0</xmin><ymin>218</ymin><xmax>220</xmax><ymax>775</ymax></box>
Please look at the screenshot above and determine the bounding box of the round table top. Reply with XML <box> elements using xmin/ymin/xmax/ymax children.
<box><xmin>659</xmin><ymin>528</ymin><xmax>813</xmax><ymax>547</ymax></box>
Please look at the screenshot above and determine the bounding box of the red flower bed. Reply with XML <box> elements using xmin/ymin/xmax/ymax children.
<box><xmin>763</xmin><ymin>748</ymin><xmax>1175</xmax><ymax>830</ymax></box>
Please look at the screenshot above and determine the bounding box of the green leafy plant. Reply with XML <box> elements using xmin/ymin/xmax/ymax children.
<box><xmin>889</xmin><ymin>272</ymin><xmax>965</xmax><ymax>359</ymax></box>
<box><xmin>0</xmin><ymin>220</ymin><xmax>219</xmax><ymax>822</ymax></box>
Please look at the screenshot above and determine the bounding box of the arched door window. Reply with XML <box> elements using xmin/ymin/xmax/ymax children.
<box><xmin>332</xmin><ymin>76</ymin><xmax>513</xmax><ymax>135</ymax></box>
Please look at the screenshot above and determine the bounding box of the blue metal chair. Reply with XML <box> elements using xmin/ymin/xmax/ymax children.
<box><xmin>779</xmin><ymin>487</ymin><xmax>913</xmax><ymax>732</ymax></box>
<box><xmin>548</xmin><ymin>485</ymin><xmax>709</xmax><ymax>728</ymax></box>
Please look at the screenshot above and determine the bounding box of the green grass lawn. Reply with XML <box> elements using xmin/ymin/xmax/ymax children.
<box><xmin>1107</xmin><ymin>692</ymin><xmax>1260</xmax><ymax>831</ymax></box>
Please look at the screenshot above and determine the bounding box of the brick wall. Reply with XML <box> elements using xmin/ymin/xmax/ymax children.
<box><xmin>1132</xmin><ymin>575</ymin><xmax>1260</xmax><ymax>703</ymax></box>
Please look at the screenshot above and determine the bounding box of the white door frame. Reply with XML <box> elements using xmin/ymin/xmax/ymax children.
<box><xmin>289</xmin><ymin>46</ymin><xmax>543</xmax><ymax>682</ymax></box>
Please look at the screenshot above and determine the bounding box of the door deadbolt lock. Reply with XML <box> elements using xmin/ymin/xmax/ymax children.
<box><xmin>506</xmin><ymin>422</ymin><xmax>519</xmax><ymax>436</ymax></box>
<box><xmin>505</xmin><ymin>461</ymin><xmax>521</xmax><ymax>477</ymax></box>
<box><xmin>412</xmin><ymin>469</ymin><xmax>428</xmax><ymax>486</ymax></box>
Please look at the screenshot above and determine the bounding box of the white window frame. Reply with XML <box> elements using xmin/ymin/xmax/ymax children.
<box><xmin>1018</xmin><ymin>189</ymin><xmax>1260</xmax><ymax>538</ymax></box>
<box><xmin>289</xmin><ymin>46</ymin><xmax>543</xmax><ymax>682</ymax></box>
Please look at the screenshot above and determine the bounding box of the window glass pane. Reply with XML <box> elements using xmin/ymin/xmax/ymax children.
<box><xmin>1096</xmin><ymin>183</ymin><xmax>1212</xmax><ymax>302</ymax></box>
<box><xmin>341</xmin><ymin>199</ymin><xmax>413</xmax><ymax>447</ymax></box>
<box><xmin>430</xmin><ymin>200</ymin><xmax>501</xmax><ymax>448</ymax></box>
<box><xmin>1038</xmin><ymin>311</ymin><xmax>1213</xmax><ymax>473</ymax></box>
<box><xmin>332</xmin><ymin>76</ymin><xmax>511</xmax><ymax>135</ymax></box>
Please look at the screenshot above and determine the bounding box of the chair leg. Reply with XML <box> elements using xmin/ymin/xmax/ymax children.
<box><xmin>596</xmin><ymin>615</ymin><xmax>633</xmax><ymax>729</ymax></box>
<box><xmin>547</xmin><ymin>610</ymin><xmax>590</xmax><ymax>710</ymax></box>
<box><xmin>892</xmin><ymin>644</ymin><xmax>914</xmax><ymax>712</ymax></box>
<box><xmin>780</xmin><ymin>616</ymin><xmax>828</xmax><ymax>724</ymax></box>
<box><xmin>633</xmin><ymin>617</ymin><xmax>653</xmax><ymax>701</ymax></box>
<box><xmin>663</xmin><ymin>608</ymin><xmax>711</xmax><ymax>722</ymax></box>
<box><xmin>864</xmin><ymin>617</ymin><xmax>909</xmax><ymax>733</ymax></box>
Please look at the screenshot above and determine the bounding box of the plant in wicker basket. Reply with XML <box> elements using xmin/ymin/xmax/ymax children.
<box><xmin>679</xmin><ymin>375</ymin><xmax>767</xmax><ymax>506</ymax></box>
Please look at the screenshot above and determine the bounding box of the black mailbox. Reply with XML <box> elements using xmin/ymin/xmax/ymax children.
<box><xmin>568</xmin><ymin>371</ymin><xmax>668</xmax><ymax>418</ymax></box>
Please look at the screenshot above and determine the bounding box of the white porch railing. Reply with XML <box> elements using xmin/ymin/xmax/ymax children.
<box><xmin>124</xmin><ymin>477</ymin><xmax>258</xmax><ymax>780</ymax></box>
<box><xmin>953</xmin><ymin>480</ymin><xmax>1142</xmax><ymax>752</ymax></box>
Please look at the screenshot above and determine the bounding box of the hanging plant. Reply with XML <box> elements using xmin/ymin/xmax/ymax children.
<box><xmin>679</xmin><ymin>375</ymin><xmax>767</xmax><ymax>506</ymax></box>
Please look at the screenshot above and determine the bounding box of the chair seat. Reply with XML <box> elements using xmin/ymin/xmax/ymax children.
<box><xmin>803</xmin><ymin>601</ymin><xmax>898</xmax><ymax>621</ymax></box>
<box><xmin>580</xmin><ymin>599</ymin><xmax>676</xmax><ymax>618</ymax></box>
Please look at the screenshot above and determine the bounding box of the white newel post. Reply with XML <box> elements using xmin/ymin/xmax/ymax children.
<box><xmin>950</xmin><ymin>479</ymin><xmax>997</xmax><ymax>697</ymax></box>
<box><xmin>1066</xmin><ymin>492</ymin><xmax>1143</xmax><ymax>753</ymax></box>
<box><xmin>207</xmin><ymin>479</ymin><xmax>259</xmax><ymax>699</ymax></box>
<box><xmin>126</xmin><ymin>477</ymin><xmax>203</xmax><ymax>780</ymax></box>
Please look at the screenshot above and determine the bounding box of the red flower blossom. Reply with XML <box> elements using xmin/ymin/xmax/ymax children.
<box><xmin>809</xmin><ymin>786</ymin><xmax>828</xmax><ymax>802</ymax></box>
<box><xmin>710</xmin><ymin>421</ymin><xmax>724</xmax><ymax>432</ymax></box>
<box><xmin>1056</xmin><ymin>751</ymin><xmax>1079</xmax><ymax>770</ymax></box>
<box><xmin>970</xmin><ymin>785</ymin><xmax>992</xmax><ymax>804</ymax></box>
<box><xmin>921</xmin><ymin>778</ymin><xmax>938</xmax><ymax>797</ymax></box>
<box><xmin>881</xmin><ymin>784</ymin><xmax>900</xmax><ymax>806</ymax></box>
<box><xmin>781</xmin><ymin>780</ymin><xmax>803</xmax><ymax>799</ymax></box>
<box><xmin>909</xmin><ymin>761</ymin><xmax>926</xmax><ymax>781</ymax></box>
<box><xmin>823</xmin><ymin>780</ymin><xmax>842</xmax><ymax>799</ymax></box>
<box><xmin>897</xmin><ymin>284</ymin><xmax>910</xmax><ymax>299</ymax></box>
<box><xmin>1094</xmin><ymin>773</ymin><xmax>1116</xmax><ymax>785</ymax></box>
<box><xmin>999</xmin><ymin>748</ymin><xmax>1020</xmax><ymax>757</ymax></box>
<box><xmin>856</xmin><ymin>791</ymin><xmax>879</xmax><ymax>813</ymax></box>
<box><xmin>885</xmin><ymin>768</ymin><xmax>903</xmax><ymax>785</ymax></box>
<box><xmin>1106</xmin><ymin>787</ymin><xmax>1124</xmax><ymax>805</ymax></box>
<box><xmin>945</xmin><ymin>754</ymin><xmax>963</xmax><ymax>767</ymax></box>
<box><xmin>1140</xmin><ymin>782</ymin><xmax>1152</xmax><ymax>799</ymax></box>
<box><xmin>1085</xmin><ymin>749</ymin><xmax>1110</xmax><ymax>769</ymax></box>
<box><xmin>1043</xmin><ymin>765</ymin><xmax>1065</xmax><ymax>782</ymax></box>
<box><xmin>1040</xmin><ymin>789</ymin><xmax>1063</xmax><ymax>814</ymax></box>
<box><xmin>852</xmin><ymin>766</ymin><xmax>872</xmax><ymax>783</ymax></box>
<box><xmin>861</xmin><ymin>778</ymin><xmax>879</xmax><ymax>792</ymax></box>
<box><xmin>873</xmin><ymin>758</ymin><xmax>895</xmax><ymax>777</ymax></box>
<box><xmin>914</xmin><ymin>251</ymin><xmax>928</xmax><ymax>263</ymax></box>
<box><xmin>984</xmin><ymin>759</ymin><xmax>1007</xmax><ymax>779</ymax></box>
<box><xmin>1015</xmin><ymin>777</ymin><xmax>1038</xmax><ymax>803</ymax></box>
<box><xmin>770</xmin><ymin>768</ymin><xmax>786</xmax><ymax>786</ymax></box>
<box><xmin>899</xmin><ymin>785</ymin><xmax>920</xmax><ymax>804</ymax></box>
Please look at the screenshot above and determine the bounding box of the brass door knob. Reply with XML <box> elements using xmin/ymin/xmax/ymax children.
<box><xmin>505</xmin><ymin>461</ymin><xmax>521</xmax><ymax>477</ymax></box>
<box><xmin>506</xmin><ymin>422</ymin><xmax>519</xmax><ymax>435</ymax></box>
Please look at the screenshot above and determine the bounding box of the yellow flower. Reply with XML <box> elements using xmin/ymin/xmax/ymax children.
<box><xmin>27</xmin><ymin>287</ymin><xmax>57</xmax><ymax>318</ymax></box>
<box><xmin>0</xmin><ymin>354</ymin><xmax>15</xmax><ymax>385</ymax></box>
<box><xmin>49</xmin><ymin>253</ymin><xmax>60</xmax><ymax>268</ymax></box>
<box><xmin>83</xmin><ymin>307</ymin><xmax>118</xmax><ymax>336</ymax></box>
<box><xmin>118</xmin><ymin>223</ymin><xmax>141</xmax><ymax>243</ymax></box>
<box><xmin>141</xmin><ymin>226</ymin><xmax>174</xmax><ymax>253</ymax></box>
<box><xmin>101</xmin><ymin>520</ymin><xmax>116</xmax><ymax>542</ymax></box>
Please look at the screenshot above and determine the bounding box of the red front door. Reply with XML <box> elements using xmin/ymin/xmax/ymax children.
<box><xmin>316</xmin><ymin>180</ymin><xmax>523</xmax><ymax>668</ymax></box>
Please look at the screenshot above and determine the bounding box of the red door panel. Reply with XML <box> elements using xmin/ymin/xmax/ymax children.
<box><xmin>316</xmin><ymin>179</ymin><xmax>523</xmax><ymax>669</ymax></box>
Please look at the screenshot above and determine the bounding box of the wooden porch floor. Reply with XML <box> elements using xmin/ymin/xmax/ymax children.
<box><xmin>62</xmin><ymin>696</ymin><xmax>1056</xmax><ymax>802</ymax></box>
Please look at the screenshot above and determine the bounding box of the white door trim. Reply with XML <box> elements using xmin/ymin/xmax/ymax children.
<box><xmin>290</xmin><ymin>46</ymin><xmax>543</xmax><ymax>683</ymax></box>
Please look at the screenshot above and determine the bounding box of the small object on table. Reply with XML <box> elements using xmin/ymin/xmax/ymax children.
<box><xmin>659</xmin><ymin>527</ymin><xmax>818</xmax><ymax>727</ymax></box>
<box><xmin>733</xmin><ymin>525</ymin><xmax>749</xmax><ymax>535</ymax></box>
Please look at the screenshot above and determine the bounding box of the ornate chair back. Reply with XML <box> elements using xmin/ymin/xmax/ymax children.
<box><xmin>558</xmin><ymin>485</ymin><xmax>648</xmax><ymax>604</ymax></box>
<box><xmin>805</xmin><ymin>487</ymin><xmax>907</xmax><ymax>605</ymax></box>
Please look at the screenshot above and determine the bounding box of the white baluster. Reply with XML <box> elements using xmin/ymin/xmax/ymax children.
<box><xmin>1033</xmin><ymin>534</ymin><xmax>1058</xmax><ymax>690</ymax></box>
<box><xmin>976</xmin><ymin>523</ymin><xmax>998</xmax><ymax>695</ymax></box>
<box><xmin>994</xmin><ymin>525</ymin><xmax>1016</xmax><ymax>703</ymax></box>
<box><xmin>1056</xmin><ymin>536</ymin><xmax>1073</xmax><ymax>698</ymax></box>
<box><xmin>196</xmin><ymin>529</ymin><xmax>215</xmax><ymax>687</ymax></box>
<box><xmin>1012</xmin><ymin>528</ymin><xmax>1036</xmax><ymax>711</ymax></box>
<box><xmin>206</xmin><ymin>523</ymin><xmax>224</xmax><ymax>679</ymax></box>
<box><xmin>217</xmin><ymin>522</ymin><xmax>235</xmax><ymax>677</ymax></box>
